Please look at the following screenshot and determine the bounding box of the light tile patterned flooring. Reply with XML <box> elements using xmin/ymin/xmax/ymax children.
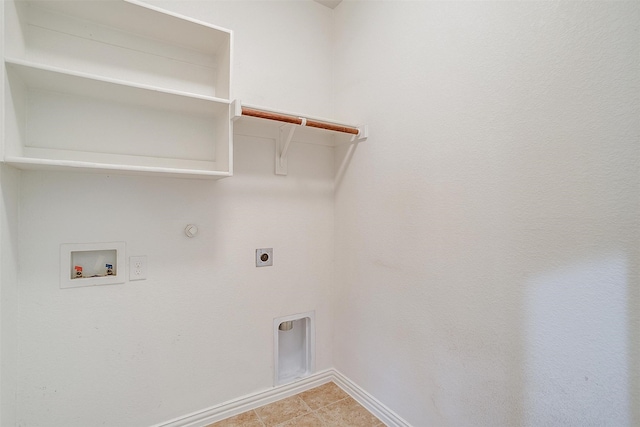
<box><xmin>207</xmin><ymin>382</ymin><xmax>384</xmax><ymax>427</ymax></box>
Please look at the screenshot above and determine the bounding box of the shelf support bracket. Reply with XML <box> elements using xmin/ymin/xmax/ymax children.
<box><xmin>276</xmin><ymin>124</ymin><xmax>296</xmax><ymax>175</ymax></box>
<box><xmin>230</xmin><ymin>99</ymin><xmax>242</xmax><ymax>122</ymax></box>
<box><xmin>353</xmin><ymin>124</ymin><xmax>369</xmax><ymax>142</ymax></box>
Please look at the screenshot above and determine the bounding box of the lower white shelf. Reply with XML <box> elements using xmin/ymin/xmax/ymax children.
<box><xmin>4</xmin><ymin>157</ymin><xmax>232</xmax><ymax>179</ymax></box>
<box><xmin>3</xmin><ymin>60</ymin><xmax>233</xmax><ymax>179</ymax></box>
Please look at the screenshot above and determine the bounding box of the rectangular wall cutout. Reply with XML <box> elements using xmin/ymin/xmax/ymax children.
<box><xmin>274</xmin><ymin>311</ymin><xmax>315</xmax><ymax>386</ymax></box>
<box><xmin>60</xmin><ymin>242</ymin><xmax>125</xmax><ymax>288</ymax></box>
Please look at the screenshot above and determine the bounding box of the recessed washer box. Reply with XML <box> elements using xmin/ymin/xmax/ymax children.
<box><xmin>60</xmin><ymin>242</ymin><xmax>125</xmax><ymax>289</ymax></box>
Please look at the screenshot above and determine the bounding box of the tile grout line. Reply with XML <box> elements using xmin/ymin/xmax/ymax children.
<box><xmin>299</xmin><ymin>389</ymin><xmax>353</xmax><ymax>427</ymax></box>
<box><xmin>211</xmin><ymin>382</ymin><xmax>384</xmax><ymax>427</ymax></box>
<box><xmin>316</xmin><ymin>394</ymin><xmax>385</xmax><ymax>427</ymax></box>
<box><xmin>271</xmin><ymin>386</ymin><xmax>348</xmax><ymax>427</ymax></box>
<box><xmin>312</xmin><ymin>407</ymin><xmax>329</xmax><ymax>427</ymax></box>
<box><xmin>260</xmin><ymin>395</ymin><xmax>314</xmax><ymax>427</ymax></box>
<box><xmin>299</xmin><ymin>395</ymin><xmax>325</xmax><ymax>427</ymax></box>
<box><xmin>314</xmin><ymin>395</ymin><xmax>348</xmax><ymax>427</ymax></box>
<box><xmin>252</xmin><ymin>409</ymin><xmax>266</xmax><ymax>426</ymax></box>
<box><xmin>299</xmin><ymin>395</ymin><xmax>313</xmax><ymax>413</ymax></box>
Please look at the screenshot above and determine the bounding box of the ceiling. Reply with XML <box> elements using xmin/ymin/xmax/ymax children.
<box><xmin>313</xmin><ymin>0</ymin><xmax>343</xmax><ymax>9</ymax></box>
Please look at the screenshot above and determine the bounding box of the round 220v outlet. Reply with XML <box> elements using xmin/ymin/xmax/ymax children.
<box><xmin>256</xmin><ymin>248</ymin><xmax>273</xmax><ymax>267</ymax></box>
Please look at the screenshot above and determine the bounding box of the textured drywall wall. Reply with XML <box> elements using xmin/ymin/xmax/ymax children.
<box><xmin>16</xmin><ymin>140</ymin><xmax>335</xmax><ymax>427</ymax></box>
<box><xmin>7</xmin><ymin>1</ymin><xmax>640</xmax><ymax>426</ymax></box>
<box><xmin>333</xmin><ymin>2</ymin><xmax>639</xmax><ymax>426</ymax></box>
<box><xmin>12</xmin><ymin>2</ymin><xmax>336</xmax><ymax>426</ymax></box>
<box><xmin>0</xmin><ymin>165</ymin><xmax>20</xmax><ymax>427</ymax></box>
<box><xmin>149</xmin><ymin>0</ymin><xmax>335</xmax><ymax>118</ymax></box>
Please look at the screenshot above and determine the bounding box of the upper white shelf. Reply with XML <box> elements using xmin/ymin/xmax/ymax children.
<box><xmin>2</xmin><ymin>0</ymin><xmax>234</xmax><ymax>179</ymax></box>
<box><xmin>32</xmin><ymin>0</ymin><xmax>231</xmax><ymax>57</ymax></box>
<box><xmin>5</xmin><ymin>0</ymin><xmax>232</xmax><ymax>99</ymax></box>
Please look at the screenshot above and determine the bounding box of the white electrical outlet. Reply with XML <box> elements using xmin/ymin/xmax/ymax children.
<box><xmin>129</xmin><ymin>256</ymin><xmax>147</xmax><ymax>281</ymax></box>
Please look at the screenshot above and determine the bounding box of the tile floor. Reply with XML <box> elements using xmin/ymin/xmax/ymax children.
<box><xmin>207</xmin><ymin>382</ymin><xmax>384</xmax><ymax>427</ymax></box>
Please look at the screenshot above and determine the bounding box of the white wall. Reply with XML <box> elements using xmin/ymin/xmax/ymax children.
<box><xmin>1</xmin><ymin>2</ymin><xmax>21</xmax><ymax>423</ymax></box>
<box><xmin>6</xmin><ymin>1</ymin><xmax>640</xmax><ymax>426</ymax></box>
<box><xmin>150</xmin><ymin>0</ymin><xmax>335</xmax><ymax>118</ymax></box>
<box><xmin>333</xmin><ymin>2</ymin><xmax>639</xmax><ymax>426</ymax></box>
<box><xmin>1</xmin><ymin>164</ymin><xmax>20</xmax><ymax>427</ymax></box>
<box><xmin>11</xmin><ymin>2</ymin><xmax>336</xmax><ymax>426</ymax></box>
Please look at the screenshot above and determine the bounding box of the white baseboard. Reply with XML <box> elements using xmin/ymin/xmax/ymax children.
<box><xmin>152</xmin><ymin>369</ymin><xmax>412</xmax><ymax>427</ymax></box>
<box><xmin>331</xmin><ymin>370</ymin><xmax>412</xmax><ymax>427</ymax></box>
<box><xmin>152</xmin><ymin>370</ymin><xmax>334</xmax><ymax>427</ymax></box>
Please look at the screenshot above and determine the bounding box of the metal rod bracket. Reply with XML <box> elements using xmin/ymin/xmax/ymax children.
<box><xmin>353</xmin><ymin>124</ymin><xmax>368</xmax><ymax>142</ymax></box>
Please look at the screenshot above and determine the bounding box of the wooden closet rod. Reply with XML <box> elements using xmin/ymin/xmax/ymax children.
<box><xmin>241</xmin><ymin>107</ymin><xmax>360</xmax><ymax>135</ymax></box>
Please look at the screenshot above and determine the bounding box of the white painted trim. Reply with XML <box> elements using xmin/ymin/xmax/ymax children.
<box><xmin>152</xmin><ymin>370</ymin><xmax>334</xmax><ymax>427</ymax></box>
<box><xmin>150</xmin><ymin>369</ymin><xmax>413</xmax><ymax>427</ymax></box>
<box><xmin>331</xmin><ymin>370</ymin><xmax>413</xmax><ymax>427</ymax></box>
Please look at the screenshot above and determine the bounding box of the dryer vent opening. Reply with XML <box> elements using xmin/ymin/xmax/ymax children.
<box><xmin>274</xmin><ymin>312</ymin><xmax>315</xmax><ymax>386</ymax></box>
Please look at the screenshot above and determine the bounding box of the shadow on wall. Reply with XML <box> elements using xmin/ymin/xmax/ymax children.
<box><xmin>329</xmin><ymin>1</ymin><xmax>637</xmax><ymax>424</ymax></box>
<box><xmin>632</xmin><ymin>242</ymin><xmax>640</xmax><ymax>426</ymax></box>
<box><xmin>334</xmin><ymin>135</ymin><xmax>360</xmax><ymax>188</ymax></box>
<box><xmin>523</xmin><ymin>252</ymin><xmax>636</xmax><ymax>425</ymax></box>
